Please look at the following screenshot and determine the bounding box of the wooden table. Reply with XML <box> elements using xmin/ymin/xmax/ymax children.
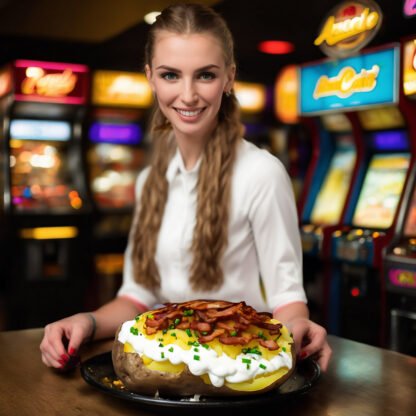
<box><xmin>0</xmin><ymin>329</ymin><xmax>415</xmax><ymax>415</ymax></box>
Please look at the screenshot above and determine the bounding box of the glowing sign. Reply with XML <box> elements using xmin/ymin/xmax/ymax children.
<box><xmin>403</xmin><ymin>39</ymin><xmax>416</xmax><ymax>96</ymax></box>
<box><xmin>315</xmin><ymin>0</ymin><xmax>383</xmax><ymax>58</ymax></box>
<box><xmin>10</xmin><ymin>119</ymin><xmax>71</xmax><ymax>141</ymax></box>
<box><xmin>313</xmin><ymin>65</ymin><xmax>379</xmax><ymax>99</ymax></box>
<box><xmin>389</xmin><ymin>269</ymin><xmax>416</xmax><ymax>289</ymax></box>
<box><xmin>404</xmin><ymin>0</ymin><xmax>416</xmax><ymax>17</ymax></box>
<box><xmin>13</xmin><ymin>60</ymin><xmax>89</xmax><ymax>104</ymax></box>
<box><xmin>300</xmin><ymin>46</ymin><xmax>398</xmax><ymax>114</ymax></box>
<box><xmin>274</xmin><ymin>65</ymin><xmax>299</xmax><ymax>124</ymax></box>
<box><xmin>234</xmin><ymin>82</ymin><xmax>266</xmax><ymax>113</ymax></box>
<box><xmin>89</xmin><ymin>122</ymin><xmax>142</xmax><ymax>145</ymax></box>
<box><xmin>92</xmin><ymin>70</ymin><xmax>153</xmax><ymax>108</ymax></box>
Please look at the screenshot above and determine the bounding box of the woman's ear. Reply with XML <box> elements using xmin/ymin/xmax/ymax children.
<box><xmin>145</xmin><ymin>64</ymin><xmax>155</xmax><ymax>91</ymax></box>
<box><xmin>225</xmin><ymin>64</ymin><xmax>236</xmax><ymax>92</ymax></box>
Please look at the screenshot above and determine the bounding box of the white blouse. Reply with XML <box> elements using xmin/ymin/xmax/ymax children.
<box><xmin>117</xmin><ymin>139</ymin><xmax>307</xmax><ymax>313</ymax></box>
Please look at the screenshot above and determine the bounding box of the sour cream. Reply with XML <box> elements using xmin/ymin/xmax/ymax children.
<box><xmin>118</xmin><ymin>320</ymin><xmax>292</xmax><ymax>387</ymax></box>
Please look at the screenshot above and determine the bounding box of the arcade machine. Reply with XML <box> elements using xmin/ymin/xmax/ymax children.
<box><xmin>274</xmin><ymin>65</ymin><xmax>313</xmax><ymax>203</ymax></box>
<box><xmin>330</xmin><ymin>48</ymin><xmax>413</xmax><ymax>346</ymax></box>
<box><xmin>298</xmin><ymin>113</ymin><xmax>359</xmax><ymax>324</ymax></box>
<box><xmin>383</xmin><ymin>37</ymin><xmax>416</xmax><ymax>355</ymax></box>
<box><xmin>300</xmin><ymin>45</ymin><xmax>414</xmax><ymax>346</ymax></box>
<box><xmin>1</xmin><ymin>60</ymin><xmax>92</xmax><ymax>329</ymax></box>
<box><xmin>86</xmin><ymin>70</ymin><xmax>152</xmax><ymax>307</ymax></box>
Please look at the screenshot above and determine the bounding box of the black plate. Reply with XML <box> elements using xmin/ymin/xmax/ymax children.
<box><xmin>80</xmin><ymin>351</ymin><xmax>320</xmax><ymax>411</ymax></box>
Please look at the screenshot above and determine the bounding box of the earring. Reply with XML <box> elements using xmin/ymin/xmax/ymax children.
<box><xmin>225</xmin><ymin>90</ymin><xmax>231</xmax><ymax>97</ymax></box>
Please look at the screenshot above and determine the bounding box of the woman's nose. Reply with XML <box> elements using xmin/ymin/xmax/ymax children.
<box><xmin>181</xmin><ymin>81</ymin><xmax>198</xmax><ymax>104</ymax></box>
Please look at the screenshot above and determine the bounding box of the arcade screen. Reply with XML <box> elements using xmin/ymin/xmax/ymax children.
<box><xmin>352</xmin><ymin>154</ymin><xmax>410</xmax><ymax>229</ymax></box>
<box><xmin>310</xmin><ymin>141</ymin><xmax>356</xmax><ymax>225</ymax></box>
<box><xmin>88</xmin><ymin>143</ymin><xmax>145</xmax><ymax>209</ymax></box>
<box><xmin>403</xmin><ymin>187</ymin><xmax>416</xmax><ymax>236</ymax></box>
<box><xmin>10</xmin><ymin>120</ymin><xmax>82</xmax><ymax>212</ymax></box>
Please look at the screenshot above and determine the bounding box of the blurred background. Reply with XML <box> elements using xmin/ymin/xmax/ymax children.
<box><xmin>0</xmin><ymin>0</ymin><xmax>416</xmax><ymax>356</ymax></box>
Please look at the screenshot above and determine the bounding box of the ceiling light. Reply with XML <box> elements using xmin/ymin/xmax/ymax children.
<box><xmin>258</xmin><ymin>40</ymin><xmax>294</xmax><ymax>55</ymax></box>
<box><xmin>144</xmin><ymin>11</ymin><xmax>161</xmax><ymax>25</ymax></box>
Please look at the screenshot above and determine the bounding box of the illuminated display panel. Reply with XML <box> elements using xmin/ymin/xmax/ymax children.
<box><xmin>352</xmin><ymin>154</ymin><xmax>410</xmax><ymax>229</ymax></box>
<box><xmin>310</xmin><ymin>138</ymin><xmax>356</xmax><ymax>225</ymax></box>
<box><xmin>87</xmin><ymin>143</ymin><xmax>145</xmax><ymax>209</ymax></box>
<box><xmin>403</xmin><ymin>187</ymin><xmax>416</xmax><ymax>236</ymax></box>
<box><xmin>10</xmin><ymin>137</ymin><xmax>83</xmax><ymax>213</ymax></box>
<box><xmin>10</xmin><ymin>119</ymin><xmax>71</xmax><ymax>141</ymax></box>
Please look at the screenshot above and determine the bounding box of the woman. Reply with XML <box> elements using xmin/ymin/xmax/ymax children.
<box><xmin>40</xmin><ymin>3</ymin><xmax>331</xmax><ymax>372</ymax></box>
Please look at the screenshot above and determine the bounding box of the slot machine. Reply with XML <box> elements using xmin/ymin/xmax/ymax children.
<box><xmin>86</xmin><ymin>70</ymin><xmax>152</xmax><ymax>307</ymax></box>
<box><xmin>1</xmin><ymin>60</ymin><xmax>92</xmax><ymax>329</ymax></box>
<box><xmin>383</xmin><ymin>37</ymin><xmax>416</xmax><ymax>355</ymax></box>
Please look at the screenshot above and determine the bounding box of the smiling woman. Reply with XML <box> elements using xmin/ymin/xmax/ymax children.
<box><xmin>40</xmin><ymin>3</ymin><xmax>331</xmax><ymax>381</ymax></box>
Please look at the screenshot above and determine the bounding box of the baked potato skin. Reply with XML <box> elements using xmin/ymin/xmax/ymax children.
<box><xmin>112</xmin><ymin>327</ymin><xmax>296</xmax><ymax>397</ymax></box>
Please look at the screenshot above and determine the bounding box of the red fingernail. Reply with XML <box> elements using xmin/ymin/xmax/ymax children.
<box><xmin>300</xmin><ymin>351</ymin><xmax>308</xmax><ymax>359</ymax></box>
<box><xmin>61</xmin><ymin>354</ymin><xmax>69</xmax><ymax>362</ymax></box>
<box><xmin>58</xmin><ymin>359</ymin><xmax>66</xmax><ymax>366</ymax></box>
<box><xmin>69</xmin><ymin>348</ymin><xmax>77</xmax><ymax>356</ymax></box>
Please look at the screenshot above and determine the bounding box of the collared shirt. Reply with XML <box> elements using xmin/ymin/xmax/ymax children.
<box><xmin>118</xmin><ymin>139</ymin><xmax>307</xmax><ymax>313</ymax></box>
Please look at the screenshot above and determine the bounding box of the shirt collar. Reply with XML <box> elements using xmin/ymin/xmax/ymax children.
<box><xmin>166</xmin><ymin>148</ymin><xmax>202</xmax><ymax>184</ymax></box>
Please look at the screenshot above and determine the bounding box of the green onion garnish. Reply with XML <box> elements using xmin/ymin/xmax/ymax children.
<box><xmin>282</xmin><ymin>347</ymin><xmax>286</xmax><ymax>352</ymax></box>
<box><xmin>162</xmin><ymin>329</ymin><xmax>168</xmax><ymax>334</ymax></box>
<box><xmin>230</xmin><ymin>330</ymin><xmax>237</xmax><ymax>337</ymax></box>
<box><xmin>185</xmin><ymin>329</ymin><xmax>192</xmax><ymax>337</ymax></box>
<box><xmin>158</xmin><ymin>343</ymin><xmax>164</xmax><ymax>348</ymax></box>
<box><xmin>161</xmin><ymin>352</ymin><xmax>165</xmax><ymax>359</ymax></box>
<box><xmin>194</xmin><ymin>348</ymin><xmax>199</xmax><ymax>352</ymax></box>
<box><xmin>202</xmin><ymin>344</ymin><xmax>210</xmax><ymax>349</ymax></box>
<box><xmin>174</xmin><ymin>318</ymin><xmax>181</xmax><ymax>325</ymax></box>
<box><xmin>130</xmin><ymin>327</ymin><xmax>138</xmax><ymax>336</ymax></box>
<box><xmin>193</xmin><ymin>355</ymin><xmax>200</xmax><ymax>361</ymax></box>
<box><xmin>183</xmin><ymin>309</ymin><xmax>194</xmax><ymax>316</ymax></box>
<box><xmin>147</xmin><ymin>314</ymin><xmax>154</xmax><ymax>319</ymax></box>
<box><xmin>170</xmin><ymin>332</ymin><xmax>177</xmax><ymax>338</ymax></box>
<box><xmin>242</xmin><ymin>358</ymin><xmax>251</xmax><ymax>364</ymax></box>
<box><xmin>168</xmin><ymin>347</ymin><xmax>174</xmax><ymax>352</ymax></box>
<box><xmin>259</xmin><ymin>364</ymin><xmax>267</xmax><ymax>370</ymax></box>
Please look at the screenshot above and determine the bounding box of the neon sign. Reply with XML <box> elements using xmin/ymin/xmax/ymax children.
<box><xmin>404</xmin><ymin>0</ymin><xmax>416</xmax><ymax>17</ymax></box>
<box><xmin>13</xmin><ymin>60</ymin><xmax>89</xmax><ymax>104</ymax></box>
<box><xmin>300</xmin><ymin>46</ymin><xmax>398</xmax><ymax>114</ymax></box>
<box><xmin>315</xmin><ymin>1</ymin><xmax>383</xmax><ymax>58</ymax></box>
<box><xmin>313</xmin><ymin>65</ymin><xmax>379</xmax><ymax>99</ymax></box>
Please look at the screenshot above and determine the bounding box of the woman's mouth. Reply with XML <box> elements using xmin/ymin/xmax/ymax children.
<box><xmin>174</xmin><ymin>107</ymin><xmax>206</xmax><ymax>119</ymax></box>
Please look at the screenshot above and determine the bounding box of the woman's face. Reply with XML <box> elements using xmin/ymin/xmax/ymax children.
<box><xmin>146</xmin><ymin>31</ymin><xmax>235</xmax><ymax>143</ymax></box>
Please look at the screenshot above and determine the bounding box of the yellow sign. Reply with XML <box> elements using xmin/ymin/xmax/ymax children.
<box><xmin>274</xmin><ymin>65</ymin><xmax>299</xmax><ymax>124</ymax></box>
<box><xmin>403</xmin><ymin>39</ymin><xmax>416</xmax><ymax>96</ymax></box>
<box><xmin>313</xmin><ymin>65</ymin><xmax>379</xmax><ymax>99</ymax></box>
<box><xmin>92</xmin><ymin>70</ymin><xmax>153</xmax><ymax>108</ymax></box>
<box><xmin>234</xmin><ymin>81</ymin><xmax>266</xmax><ymax>113</ymax></box>
<box><xmin>22</xmin><ymin>67</ymin><xmax>77</xmax><ymax>97</ymax></box>
<box><xmin>315</xmin><ymin>1</ymin><xmax>383</xmax><ymax>58</ymax></box>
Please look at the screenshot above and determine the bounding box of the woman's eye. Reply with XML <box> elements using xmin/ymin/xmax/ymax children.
<box><xmin>161</xmin><ymin>72</ymin><xmax>178</xmax><ymax>81</ymax></box>
<box><xmin>198</xmin><ymin>72</ymin><xmax>216</xmax><ymax>80</ymax></box>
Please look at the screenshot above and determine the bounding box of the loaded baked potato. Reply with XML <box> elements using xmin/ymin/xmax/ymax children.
<box><xmin>112</xmin><ymin>300</ymin><xmax>295</xmax><ymax>397</ymax></box>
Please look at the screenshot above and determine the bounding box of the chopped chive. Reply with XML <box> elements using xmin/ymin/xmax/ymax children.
<box><xmin>174</xmin><ymin>318</ymin><xmax>181</xmax><ymax>325</ymax></box>
<box><xmin>130</xmin><ymin>327</ymin><xmax>138</xmax><ymax>336</ymax></box>
<box><xmin>168</xmin><ymin>347</ymin><xmax>174</xmax><ymax>352</ymax></box>
<box><xmin>202</xmin><ymin>344</ymin><xmax>210</xmax><ymax>349</ymax></box>
<box><xmin>147</xmin><ymin>314</ymin><xmax>154</xmax><ymax>319</ymax></box>
<box><xmin>158</xmin><ymin>343</ymin><xmax>164</xmax><ymax>348</ymax></box>
<box><xmin>161</xmin><ymin>352</ymin><xmax>165</xmax><ymax>359</ymax></box>
<box><xmin>246</xmin><ymin>364</ymin><xmax>250</xmax><ymax>370</ymax></box>
<box><xmin>185</xmin><ymin>329</ymin><xmax>192</xmax><ymax>337</ymax></box>
<box><xmin>201</xmin><ymin>331</ymin><xmax>208</xmax><ymax>336</ymax></box>
<box><xmin>242</xmin><ymin>358</ymin><xmax>251</xmax><ymax>364</ymax></box>
<box><xmin>193</xmin><ymin>355</ymin><xmax>200</xmax><ymax>361</ymax></box>
<box><xmin>170</xmin><ymin>332</ymin><xmax>177</xmax><ymax>338</ymax></box>
<box><xmin>135</xmin><ymin>313</ymin><xmax>142</xmax><ymax>321</ymax></box>
<box><xmin>193</xmin><ymin>348</ymin><xmax>199</xmax><ymax>352</ymax></box>
<box><xmin>282</xmin><ymin>347</ymin><xmax>286</xmax><ymax>352</ymax></box>
<box><xmin>259</xmin><ymin>364</ymin><xmax>267</xmax><ymax>370</ymax></box>
<box><xmin>230</xmin><ymin>330</ymin><xmax>237</xmax><ymax>337</ymax></box>
<box><xmin>158</xmin><ymin>338</ymin><xmax>163</xmax><ymax>342</ymax></box>
<box><xmin>162</xmin><ymin>329</ymin><xmax>168</xmax><ymax>334</ymax></box>
<box><xmin>169</xmin><ymin>324</ymin><xmax>175</xmax><ymax>330</ymax></box>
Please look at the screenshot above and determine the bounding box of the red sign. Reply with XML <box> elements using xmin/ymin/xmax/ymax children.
<box><xmin>13</xmin><ymin>60</ymin><xmax>89</xmax><ymax>104</ymax></box>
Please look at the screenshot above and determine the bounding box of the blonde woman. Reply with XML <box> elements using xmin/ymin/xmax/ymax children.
<box><xmin>40</xmin><ymin>3</ymin><xmax>331</xmax><ymax>372</ymax></box>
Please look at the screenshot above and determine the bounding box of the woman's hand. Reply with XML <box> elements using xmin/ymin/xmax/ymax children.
<box><xmin>288</xmin><ymin>317</ymin><xmax>332</xmax><ymax>372</ymax></box>
<box><xmin>273</xmin><ymin>301</ymin><xmax>332</xmax><ymax>372</ymax></box>
<box><xmin>39</xmin><ymin>313</ymin><xmax>94</xmax><ymax>369</ymax></box>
